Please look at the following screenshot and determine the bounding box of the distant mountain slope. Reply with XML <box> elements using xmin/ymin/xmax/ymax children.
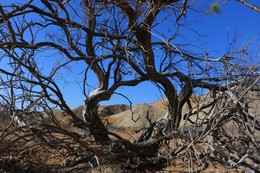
<box><xmin>150</xmin><ymin>96</ymin><xmax>201</xmax><ymax>110</ymax></box>
<box><xmin>102</xmin><ymin>92</ymin><xmax>260</xmax><ymax>131</ymax></box>
<box><xmin>102</xmin><ymin>97</ymin><xmax>199</xmax><ymax>131</ymax></box>
<box><xmin>2</xmin><ymin>92</ymin><xmax>257</xmax><ymax>132</ymax></box>
<box><xmin>98</xmin><ymin>104</ymin><xmax>130</xmax><ymax>117</ymax></box>
<box><xmin>102</xmin><ymin>104</ymin><xmax>167</xmax><ymax>131</ymax></box>
<box><xmin>70</xmin><ymin>104</ymin><xmax>130</xmax><ymax>118</ymax></box>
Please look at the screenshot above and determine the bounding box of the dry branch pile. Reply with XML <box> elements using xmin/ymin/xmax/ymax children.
<box><xmin>0</xmin><ymin>82</ymin><xmax>259</xmax><ymax>172</ymax></box>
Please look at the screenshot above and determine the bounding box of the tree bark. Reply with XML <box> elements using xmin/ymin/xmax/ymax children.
<box><xmin>83</xmin><ymin>97</ymin><xmax>110</xmax><ymax>141</ymax></box>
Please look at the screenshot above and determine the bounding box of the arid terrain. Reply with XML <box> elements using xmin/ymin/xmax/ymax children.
<box><xmin>0</xmin><ymin>94</ymin><xmax>259</xmax><ymax>172</ymax></box>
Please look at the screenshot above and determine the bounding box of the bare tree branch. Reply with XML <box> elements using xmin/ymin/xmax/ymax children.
<box><xmin>238</xmin><ymin>0</ymin><xmax>260</xmax><ymax>12</ymax></box>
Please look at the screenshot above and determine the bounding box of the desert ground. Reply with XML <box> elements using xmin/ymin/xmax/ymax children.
<box><xmin>0</xmin><ymin>96</ymin><xmax>258</xmax><ymax>172</ymax></box>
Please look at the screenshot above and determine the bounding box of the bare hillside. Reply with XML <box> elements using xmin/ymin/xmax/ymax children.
<box><xmin>103</xmin><ymin>104</ymin><xmax>167</xmax><ymax>131</ymax></box>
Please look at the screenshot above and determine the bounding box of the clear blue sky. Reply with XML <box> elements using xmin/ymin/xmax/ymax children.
<box><xmin>1</xmin><ymin>1</ymin><xmax>259</xmax><ymax>109</ymax></box>
<box><xmin>61</xmin><ymin>1</ymin><xmax>260</xmax><ymax>109</ymax></box>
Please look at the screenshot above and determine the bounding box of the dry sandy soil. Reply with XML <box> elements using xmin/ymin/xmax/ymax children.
<box><xmin>0</xmin><ymin>129</ymin><xmax>242</xmax><ymax>173</ymax></box>
<box><xmin>1</xmin><ymin>95</ymin><xmax>258</xmax><ymax>173</ymax></box>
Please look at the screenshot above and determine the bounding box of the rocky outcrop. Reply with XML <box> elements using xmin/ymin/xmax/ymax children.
<box><xmin>71</xmin><ymin>105</ymin><xmax>84</xmax><ymax>118</ymax></box>
<box><xmin>103</xmin><ymin>104</ymin><xmax>167</xmax><ymax>131</ymax></box>
<box><xmin>98</xmin><ymin>104</ymin><xmax>130</xmax><ymax>117</ymax></box>
<box><xmin>70</xmin><ymin>104</ymin><xmax>130</xmax><ymax>118</ymax></box>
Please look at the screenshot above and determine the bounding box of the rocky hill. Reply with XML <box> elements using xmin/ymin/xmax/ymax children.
<box><xmin>2</xmin><ymin>91</ymin><xmax>258</xmax><ymax>132</ymax></box>
<box><xmin>103</xmin><ymin>104</ymin><xmax>167</xmax><ymax>131</ymax></box>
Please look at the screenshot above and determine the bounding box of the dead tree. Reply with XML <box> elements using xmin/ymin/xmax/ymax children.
<box><xmin>0</xmin><ymin>1</ymin><xmax>260</xmax><ymax>172</ymax></box>
<box><xmin>0</xmin><ymin>1</ymin><xmax>147</xmax><ymax>141</ymax></box>
<box><xmin>238</xmin><ymin>0</ymin><xmax>260</xmax><ymax>12</ymax></box>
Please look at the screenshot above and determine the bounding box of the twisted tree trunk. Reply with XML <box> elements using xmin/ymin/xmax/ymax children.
<box><xmin>82</xmin><ymin>91</ymin><xmax>110</xmax><ymax>141</ymax></box>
